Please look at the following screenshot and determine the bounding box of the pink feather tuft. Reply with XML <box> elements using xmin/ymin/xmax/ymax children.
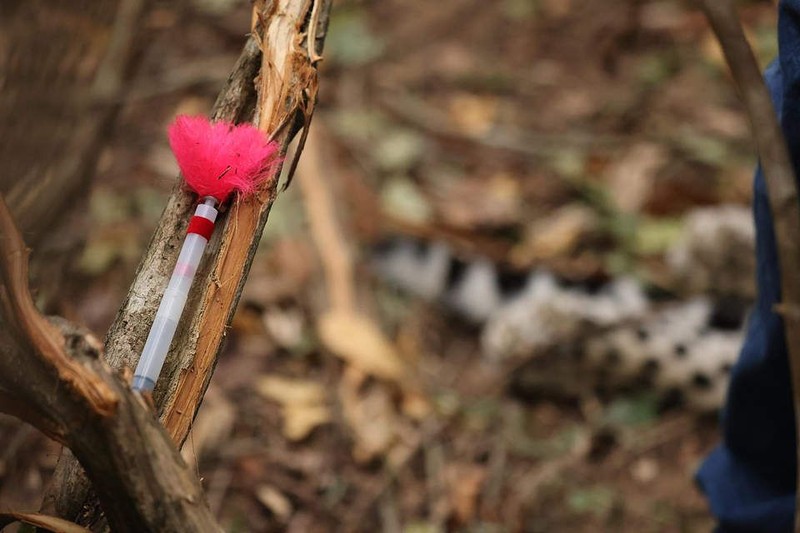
<box><xmin>168</xmin><ymin>115</ymin><xmax>280</xmax><ymax>203</ymax></box>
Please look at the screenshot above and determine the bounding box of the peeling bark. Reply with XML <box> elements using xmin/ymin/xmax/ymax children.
<box><xmin>40</xmin><ymin>0</ymin><xmax>332</xmax><ymax>528</ymax></box>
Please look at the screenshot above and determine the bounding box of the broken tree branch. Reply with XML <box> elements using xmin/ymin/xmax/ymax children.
<box><xmin>159</xmin><ymin>0</ymin><xmax>330</xmax><ymax>443</ymax></box>
<box><xmin>0</xmin><ymin>200</ymin><xmax>117</xmax><ymax>418</ymax></box>
<box><xmin>297</xmin><ymin>125</ymin><xmax>357</xmax><ymax>312</ymax></box>
<box><xmin>0</xmin><ymin>196</ymin><xmax>220</xmax><ymax>532</ymax></box>
<box><xmin>698</xmin><ymin>2</ymin><xmax>800</xmax><ymax>531</ymax></box>
<box><xmin>45</xmin><ymin>0</ymin><xmax>332</xmax><ymax>526</ymax></box>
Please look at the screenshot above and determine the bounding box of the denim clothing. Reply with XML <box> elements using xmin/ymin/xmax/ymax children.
<box><xmin>696</xmin><ymin>2</ymin><xmax>800</xmax><ymax>530</ymax></box>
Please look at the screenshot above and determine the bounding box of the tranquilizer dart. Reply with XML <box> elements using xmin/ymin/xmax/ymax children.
<box><xmin>132</xmin><ymin>115</ymin><xmax>280</xmax><ymax>392</ymax></box>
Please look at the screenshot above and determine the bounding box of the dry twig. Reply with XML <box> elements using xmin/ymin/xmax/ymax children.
<box><xmin>297</xmin><ymin>125</ymin><xmax>357</xmax><ymax>312</ymax></box>
<box><xmin>699</xmin><ymin>2</ymin><xmax>800</xmax><ymax>530</ymax></box>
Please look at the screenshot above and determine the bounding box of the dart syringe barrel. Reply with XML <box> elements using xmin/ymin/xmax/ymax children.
<box><xmin>132</xmin><ymin>197</ymin><xmax>218</xmax><ymax>392</ymax></box>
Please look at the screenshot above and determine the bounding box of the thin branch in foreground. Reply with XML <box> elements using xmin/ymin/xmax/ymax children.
<box><xmin>698</xmin><ymin>2</ymin><xmax>800</xmax><ymax>532</ymax></box>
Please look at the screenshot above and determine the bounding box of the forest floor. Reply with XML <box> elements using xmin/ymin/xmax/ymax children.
<box><xmin>0</xmin><ymin>0</ymin><xmax>780</xmax><ymax>531</ymax></box>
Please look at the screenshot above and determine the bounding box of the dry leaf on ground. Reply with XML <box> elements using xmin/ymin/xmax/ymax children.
<box><xmin>603</xmin><ymin>142</ymin><xmax>668</xmax><ymax>214</ymax></box>
<box><xmin>257</xmin><ymin>376</ymin><xmax>331</xmax><ymax>441</ymax></box>
<box><xmin>181</xmin><ymin>385</ymin><xmax>236</xmax><ymax>464</ymax></box>
<box><xmin>447</xmin><ymin>93</ymin><xmax>498</xmax><ymax>136</ymax></box>
<box><xmin>255</xmin><ymin>484</ymin><xmax>293</xmax><ymax>521</ymax></box>
<box><xmin>446</xmin><ymin>463</ymin><xmax>487</xmax><ymax>524</ymax></box>
<box><xmin>339</xmin><ymin>368</ymin><xmax>401</xmax><ymax>463</ymax></box>
<box><xmin>317</xmin><ymin>310</ymin><xmax>407</xmax><ymax>383</ymax></box>
<box><xmin>433</xmin><ymin>172</ymin><xmax>522</xmax><ymax>229</ymax></box>
<box><xmin>512</xmin><ymin>204</ymin><xmax>598</xmax><ymax>263</ymax></box>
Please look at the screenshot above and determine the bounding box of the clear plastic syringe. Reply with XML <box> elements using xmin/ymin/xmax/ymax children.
<box><xmin>132</xmin><ymin>197</ymin><xmax>218</xmax><ymax>392</ymax></box>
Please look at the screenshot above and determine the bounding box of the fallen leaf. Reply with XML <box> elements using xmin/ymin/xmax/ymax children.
<box><xmin>146</xmin><ymin>144</ymin><xmax>179</xmax><ymax>179</ymax></box>
<box><xmin>695</xmin><ymin>105</ymin><xmax>748</xmax><ymax>139</ymax></box>
<box><xmin>173</xmin><ymin>95</ymin><xmax>212</xmax><ymax>118</ymax></box>
<box><xmin>512</xmin><ymin>205</ymin><xmax>597</xmax><ymax>263</ymax></box>
<box><xmin>401</xmin><ymin>390</ymin><xmax>432</xmax><ymax>421</ymax></box>
<box><xmin>256</xmin><ymin>376</ymin><xmax>331</xmax><ymax>441</ymax></box>
<box><xmin>503</xmin><ymin>0</ymin><xmax>537</xmax><ymax>20</ymax></box>
<box><xmin>244</xmin><ymin>238</ymin><xmax>316</xmax><ymax>305</ymax></box>
<box><xmin>551</xmin><ymin>88</ymin><xmax>596</xmax><ymax>123</ymax></box>
<box><xmin>374</xmin><ymin>129</ymin><xmax>428</xmax><ymax>173</ymax></box>
<box><xmin>255</xmin><ymin>485</ymin><xmax>293</xmax><ymax>521</ymax></box>
<box><xmin>548</xmin><ymin>147</ymin><xmax>587</xmax><ymax>180</ymax></box>
<box><xmin>381</xmin><ymin>177</ymin><xmax>434</xmax><ymax>224</ymax></box>
<box><xmin>283</xmin><ymin>403</ymin><xmax>332</xmax><ymax>441</ymax></box>
<box><xmin>631</xmin><ymin>457</ymin><xmax>659</xmax><ymax>484</ymax></box>
<box><xmin>318</xmin><ymin>310</ymin><xmax>406</xmax><ymax>383</ymax></box>
<box><xmin>674</xmin><ymin>129</ymin><xmax>731</xmax><ymax>167</ymax></box>
<box><xmin>88</xmin><ymin>187</ymin><xmax>131</xmax><ymax>225</ymax></box>
<box><xmin>327</xmin><ymin>108</ymin><xmax>388</xmax><ymax>143</ymax></box>
<box><xmin>403</xmin><ymin>523</ymin><xmax>444</xmax><ymax>533</ymax></box>
<box><xmin>433</xmin><ymin>172</ymin><xmax>522</xmax><ymax>229</ymax></box>
<box><xmin>78</xmin><ymin>226</ymin><xmax>142</xmax><ymax>275</ymax></box>
<box><xmin>446</xmin><ymin>463</ymin><xmax>487</xmax><ymax>524</ymax></box>
<box><xmin>604</xmin><ymin>393</ymin><xmax>660</xmax><ymax>427</ymax></box>
<box><xmin>339</xmin><ymin>370</ymin><xmax>399</xmax><ymax>463</ymax></box>
<box><xmin>181</xmin><ymin>386</ymin><xmax>235</xmax><ymax>464</ymax></box>
<box><xmin>231</xmin><ymin>305</ymin><xmax>265</xmax><ymax>336</ymax></box>
<box><xmin>192</xmin><ymin>0</ymin><xmax>241</xmax><ymax>15</ymax></box>
<box><xmin>257</xmin><ymin>376</ymin><xmax>326</xmax><ymax>405</ymax></box>
<box><xmin>263</xmin><ymin>306</ymin><xmax>306</xmax><ymax>349</ymax></box>
<box><xmin>447</xmin><ymin>93</ymin><xmax>498</xmax><ymax>137</ymax></box>
<box><xmin>604</xmin><ymin>143</ymin><xmax>667</xmax><ymax>214</ymax></box>
<box><xmin>541</xmin><ymin>0</ymin><xmax>571</xmax><ymax>18</ymax></box>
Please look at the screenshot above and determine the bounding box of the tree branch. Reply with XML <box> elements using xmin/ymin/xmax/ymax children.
<box><xmin>0</xmin><ymin>198</ymin><xmax>117</xmax><ymax>418</ymax></box>
<box><xmin>44</xmin><ymin>0</ymin><xmax>333</xmax><ymax>526</ymax></box>
<box><xmin>0</xmin><ymin>197</ymin><xmax>220</xmax><ymax>532</ymax></box>
<box><xmin>698</xmin><ymin>3</ymin><xmax>800</xmax><ymax>531</ymax></box>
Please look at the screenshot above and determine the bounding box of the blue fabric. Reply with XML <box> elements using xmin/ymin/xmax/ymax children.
<box><xmin>696</xmin><ymin>2</ymin><xmax>800</xmax><ymax>531</ymax></box>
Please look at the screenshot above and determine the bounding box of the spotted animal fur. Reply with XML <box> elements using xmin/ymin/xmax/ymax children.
<box><xmin>371</xmin><ymin>206</ymin><xmax>755</xmax><ymax>412</ymax></box>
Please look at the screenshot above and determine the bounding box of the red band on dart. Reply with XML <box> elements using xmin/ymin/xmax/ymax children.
<box><xmin>133</xmin><ymin>115</ymin><xmax>281</xmax><ymax>393</ymax></box>
<box><xmin>186</xmin><ymin>216</ymin><xmax>215</xmax><ymax>240</ymax></box>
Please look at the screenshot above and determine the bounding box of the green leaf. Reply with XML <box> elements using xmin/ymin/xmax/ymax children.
<box><xmin>327</xmin><ymin>108</ymin><xmax>388</xmax><ymax>142</ymax></box>
<box><xmin>604</xmin><ymin>393</ymin><xmax>660</xmax><ymax>427</ymax></box>
<box><xmin>380</xmin><ymin>177</ymin><xmax>433</xmax><ymax>224</ymax></box>
<box><xmin>567</xmin><ymin>487</ymin><xmax>616</xmax><ymax>517</ymax></box>
<box><xmin>634</xmin><ymin>217</ymin><xmax>684</xmax><ymax>255</ymax></box>
<box><xmin>327</xmin><ymin>10</ymin><xmax>385</xmax><ymax>66</ymax></box>
<box><xmin>676</xmin><ymin>128</ymin><xmax>730</xmax><ymax>167</ymax></box>
<box><xmin>374</xmin><ymin>129</ymin><xmax>427</xmax><ymax>173</ymax></box>
<box><xmin>503</xmin><ymin>0</ymin><xmax>538</xmax><ymax>20</ymax></box>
